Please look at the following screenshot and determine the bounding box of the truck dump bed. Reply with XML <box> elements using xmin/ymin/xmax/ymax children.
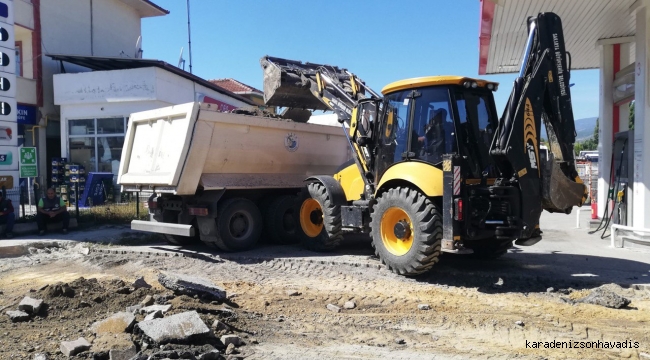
<box><xmin>118</xmin><ymin>102</ymin><xmax>350</xmax><ymax>195</ymax></box>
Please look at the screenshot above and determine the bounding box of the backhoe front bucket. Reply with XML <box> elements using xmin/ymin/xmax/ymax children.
<box><xmin>541</xmin><ymin>153</ymin><xmax>588</xmax><ymax>213</ymax></box>
<box><xmin>260</xmin><ymin>57</ymin><xmax>328</xmax><ymax>110</ymax></box>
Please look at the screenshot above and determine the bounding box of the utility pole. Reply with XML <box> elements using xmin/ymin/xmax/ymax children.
<box><xmin>186</xmin><ymin>0</ymin><xmax>193</xmax><ymax>74</ymax></box>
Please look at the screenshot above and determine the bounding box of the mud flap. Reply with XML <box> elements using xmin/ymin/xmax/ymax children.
<box><xmin>541</xmin><ymin>153</ymin><xmax>587</xmax><ymax>213</ymax></box>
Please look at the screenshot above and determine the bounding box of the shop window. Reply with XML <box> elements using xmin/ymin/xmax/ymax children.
<box><xmin>68</xmin><ymin>117</ymin><xmax>127</xmax><ymax>178</ymax></box>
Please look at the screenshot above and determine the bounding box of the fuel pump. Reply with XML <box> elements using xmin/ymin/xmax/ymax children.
<box><xmin>612</xmin><ymin>130</ymin><xmax>633</xmax><ymax>226</ymax></box>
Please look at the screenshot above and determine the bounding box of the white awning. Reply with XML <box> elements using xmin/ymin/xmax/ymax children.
<box><xmin>479</xmin><ymin>0</ymin><xmax>636</xmax><ymax>74</ymax></box>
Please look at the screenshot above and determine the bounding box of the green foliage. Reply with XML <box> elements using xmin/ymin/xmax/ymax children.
<box><xmin>573</xmin><ymin>118</ymin><xmax>599</xmax><ymax>153</ymax></box>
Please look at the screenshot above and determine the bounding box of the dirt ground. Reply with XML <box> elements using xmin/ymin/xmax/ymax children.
<box><xmin>1</xmin><ymin>239</ymin><xmax>650</xmax><ymax>360</ymax></box>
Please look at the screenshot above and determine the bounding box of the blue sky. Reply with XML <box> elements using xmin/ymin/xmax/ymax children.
<box><xmin>142</xmin><ymin>0</ymin><xmax>599</xmax><ymax>120</ymax></box>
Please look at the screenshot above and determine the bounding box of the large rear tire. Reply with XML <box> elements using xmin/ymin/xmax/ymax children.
<box><xmin>214</xmin><ymin>198</ymin><xmax>263</xmax><ymax>252</ymax></box>
<box><xmin>297</xmin><ymin>183</ymin><xmax>343</xmax><ymax>251</ymax></box>
<box><xmin>370</xmin><ymin>187</ymin><xmax>441</xmax><ymax>276</ymax></box>
<box><xmin>264</xmin><ymin>195</ymin><xmax>301</xmax><ymax>244</ymax></box>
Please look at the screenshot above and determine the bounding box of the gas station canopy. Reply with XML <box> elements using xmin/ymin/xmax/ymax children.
<box><xmin>479</xmin><ymin>0</ymin><xmax>636</xmax><ymax>75</ymax></box>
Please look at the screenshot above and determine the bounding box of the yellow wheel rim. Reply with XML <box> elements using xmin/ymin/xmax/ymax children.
<box><xmin>380</xmin><ymin>207</ymin><xmax>414</xmax><ymax>256</ymax></box>
<box><xmin>300</xmin><ymin>198</ymin><xmax>323</xmax><ymax>238</ymax></box>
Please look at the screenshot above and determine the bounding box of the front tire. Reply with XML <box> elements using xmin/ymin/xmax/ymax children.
<box><xmin>214</xmin><ymin>198</ymin><xmax>263</xmax><ymax>252</ymax></box>
<box><xmin>298</xmin><ymin>183</ymin><xmax>343</xmax><ymax>251</ymax></box>
<box><xmin>370</xmin><ymin>187</ymin><xmax>441</xmax><ymax>276</ymax></box>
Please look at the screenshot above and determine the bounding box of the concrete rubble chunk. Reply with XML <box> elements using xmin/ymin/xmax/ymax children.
<box><xmin>141</xmin><ymin>295</ymin><xmax>155</xmax><ymax>306</ymax></box>
<box><xmin>144</xmin><ymin>310</ymin><xmax>164</xmax><ymax>321</ymax></box>
<box><xmin>212</xmin><ymin>319</ymin><xmax>230</xmax><ymax>332</ymax></box>
<box><xmin>578</xmin><ymin>285</ymin><xmax>631</xmax><ymax>309</ymax></box>
<box><xmin>197</xmin><ymin>350</ymin><xmax>223</xmax><ymax>360</ymax></box>
<box><xmin>18</xmin><ymin>296</ymin><xmax>44</xmax><ymax>314</ymax></box>
<box><xmin>344</xmin><ymin>301</ymin><xmax>356</xmax><ymax>309</ymax></box>
<box><xmin>132</xmin><ymin>276</ymin><xmax>151</xmax><ymax>289</ymax></box>
<box><xmin>60</xmin><ymin>337</ymin><xmax>91</xmax><ymax>357</ymax></box>
<box><xmin>418</xmin><ymin>304</ymin><xmax>431</xmax><ymax>311</ymax></box>
<box><xmin>158</xmin><ymin>272</ymin><xmax>227</xmax><ymax>301</ymax></box>
<box><xmin>220</xmin><ymin>334</ymin><xmax>243</xmax><ymax>347</ymax></box>
<box><xmin>6</xmin><ymin>310</ymin><xmax>30</xmax><ymax>322</ymax></box>
<box><xmin>225</xmin><ymin>343</ymin><xmax>237</xmax><ymax>355</ymax></box>
<box><xmin>33</xmin><ymin>354</ymin><xmax>49</xmax><ymax>360</ymax></box>
<box><xmin>109</xmin><ymin>347</ymin><xmax>137</xmax><ymax>360</ymax></box>
<box><xmin>136</xmin><ymin>311</ymin><xmax>211</xmax><ymax>344</ymax></box>
<box><xmin>126</xmin><ymin>304</ymin><xmax>142</xmax><ymax>314</ymax></box>
<box><xmin>92</xmin><ymin>312</ymin><xmax>136</xmax><ymax>334</ymax></box>
<box><xmin>515</xmin><ymin>320</ymin><xmax>525</xmax><ymax>327</ymax></box>
<box><xmin>326</xmin><ymin>304</ymin><xmax>341</xmax><ymax>313</ymax></box>
<box><xmin>140</xmin><ymin>304</ymin><xmax>172</xmax><ymax>314</ymax></box>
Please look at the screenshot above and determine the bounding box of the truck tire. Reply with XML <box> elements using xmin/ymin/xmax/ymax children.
<box><xmin>214</xmin><ymin>198</ymin><xmax>263</xmax><ymax>252</ymax></box>
<box><xmin>465</xmin><ymin>239</ymin><xmax>512</xmax><ymax>259</ymax></box>
<box><xmin>298</xmin><ymin>183</ymin><xmax>343</xmax><ymax>251</ymax></box>
<box><xmin>264</xmin><ymin>195</ymin><xmax>300</xmax><ymax>244</ymax></box>
<box><xmin>370</xmin><ymin>187</ymin><xmax>441</xmax><ymax>276</ymax></box>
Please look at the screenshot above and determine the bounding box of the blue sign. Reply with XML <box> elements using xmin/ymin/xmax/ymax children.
<box><xmin>17</xmin><ymin>104</ymin><xmax>37</xmax><ymax>125</ymax></box>
<box><xmin>0</xmin><ymin>3</ymin><xmax>7</xmax><ymax>19</ymax></box>
<box><xmin>78</xmin><ymin>172</ymin><xmax>113</xmax><ymax>208</ymax></box>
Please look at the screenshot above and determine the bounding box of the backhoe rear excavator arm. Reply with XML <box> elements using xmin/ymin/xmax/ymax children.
<box><xmin>490</xmin><ymin>12</ymin><xmax>587</xmax><ymax>239</ymax></box>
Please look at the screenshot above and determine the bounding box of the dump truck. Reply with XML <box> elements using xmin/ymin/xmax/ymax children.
<box><xmin>260</xmin><ymin>12</ymin><xmax>588</xmax><ymax>275</ymax></box>
<box><xmin>118</xmin><ymin>102</ymin><xmax>350</xmax><ymax>250</ymax></box>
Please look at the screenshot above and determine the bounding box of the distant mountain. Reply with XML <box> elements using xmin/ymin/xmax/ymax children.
<box><xmin>541</xmin><ymin>116</ymin><xmax>597</xmax><ymax>142</ymax></box>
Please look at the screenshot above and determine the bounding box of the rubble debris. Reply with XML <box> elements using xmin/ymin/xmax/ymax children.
<box><xmin>578</xmin><ymin>285</ymin><xmax>631</xmax><ymax>309</ymax></box>
<box><xmin>116</xmin><ymin>287</ymin><xmax>131</xmax><ymax>295</ymax></box>
<box><xmin>212</xmin><ymin>320</ymin><xmax>230</xmax><ymax>332</ymax></box>
<box><xmin>417</xmin><ymin>304</ymin><xmax>431</xmax><ymax>311</ymax></box>
<box><xmin>33</xmin><ymin>353</ymin><xmax>48</xmax><ymax>360</ymax></box>
<box><xmin>126</xmin><ymin>304</ymin><xmax>143</xmax><ymax>314</ymax></box>
<box><xmin>60</xmin><ymin>337</ymin><xmax>91</xmax><ymax>357</ymax></box>
<box><xmin>136</xmin><ymin>311</ymin><xmax>211</xmax><ymax>344</ymax></box>
<box><xmin>18</xmin><ymin>296</ymin><xmax>44</xmax><ymax>314</ymax></box>
<box><xmin>92</xmin><ymin>312</ymin><xmax>136</xmax><ymax>334</ymax></box>
<box><xmin>6</xmin><ymin>310</ymin><xmax>30</xmax><ymax>322</ymax></box>
<box><xmin>154</xmin><ymin>293</ymin><xmax>175</xmax><ymax>305</ymax></box>
<box><xmin>515</xmin><ymin>321</ymin><xmax>525</xmax><ymax>327</ymax></box>
<box><xmin>93</xmin><ymin>333</ymin><xmax>136</xmax><ymax>359</ymax></box>
<box><xmin>132</xmin><ymin>276</ymin><xmax>152</xmax><ymax>289</ymax></box>
<box><xmin>158</xmin><ymin>272</ymin><xmax>227</xmax><ymax>301</ymax></box>
<box><xmin>344</xmin><ymin>301</ymin><xmax>356</xmax><ymax>309</ymax></box>
<box><xmin>225</xmin><ymin>343</ymin><xmax>238</xmax><ymax>355</ymax></box>
<box><xmin>46</xmin><ymin>283</ymin><xmax>75</xmax><ymax>298</ymax></box>
<box><xmin>546</xmin><ymin>287</ymin><xmax>555</xmax><ymax>293</ymax></box>
<box><xmin>395</xmin><ymin>338</ymin><xmax>406</xmax><ymax>345</ymax></box>
<box><xmin>197</xmin><ymin>350</ymin><xmax>223</xmax><ymax>360</ymax></box>
<box><xmin>286</xmin><ymin>290</ymin><xmax>300</xmax><ymax>296</ymax></box>
<box><xmin>220</xmin><ymin>334</ymin><xmax>243</xmax><ymax>347</ymax></box>
<box><xmin>326</xmin><ymin>304</ymin><xmax>341</xmax><ymax>313</ymax></box>
<box><xmin>141</xmin><ymin>295</ymin><xmax>155</xmax><ymax>306</ymax></box>
<box><xmin>93</xmin><ymin>295</ymin><xmax>104</xmax><ymax>303</ymax></box>
<box><xmin>140</xmin><ymin>304</ymin><xmax>172</xmax><ymax>314</ymax></box>
<box><xmin>144</xmin><ymin>310</ymin><xmax>164</xmax><ymax>321</ymax></box>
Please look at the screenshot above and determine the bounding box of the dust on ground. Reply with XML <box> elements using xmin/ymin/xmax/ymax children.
<box><xmin>1</xmin><ymin>240</ymin><xmax>649</xmax><ymax>360</ymax></box>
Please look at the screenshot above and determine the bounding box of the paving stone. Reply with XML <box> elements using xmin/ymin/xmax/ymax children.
<box><xmin>18</xmin><ymin>297</ymin><xmax>44</xmax><ymax>314</ymax></box>
<box><xmin>91</xmin><ymin>312</ymin><xmax>136</xmax><ymax>334</ymax></box>
<box><xmin>326</xmin><ymin>304</ymin><xmax>341</xmax><ymax>313</ymax></box>
<box><xmin>60</xmin><ymin>337</ymin><xmax>91</xmax><ymax>357</ymax></box>
<box><xmin>158</xmin><ymin>272</ymin><xmax>226</xmax><ymax>301</ymax></box>
<box><xmin>136</xmin><ymin>311</ymin><xmax>210</xmax><ymax>344</ymax></box>
<box><xmin>6</xmin><ymin>310</ymin><xmax>30</xmax><ymax>322</ymax></box>
<box><xmin>212</xmin><ymin>320</ymin><xmax>230</xmax><ymax>332</ymax></box>
<box><xmin>220</xmin><ymin>334</ymin><xmax>243</xmax><ymax>347</ymax></box>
